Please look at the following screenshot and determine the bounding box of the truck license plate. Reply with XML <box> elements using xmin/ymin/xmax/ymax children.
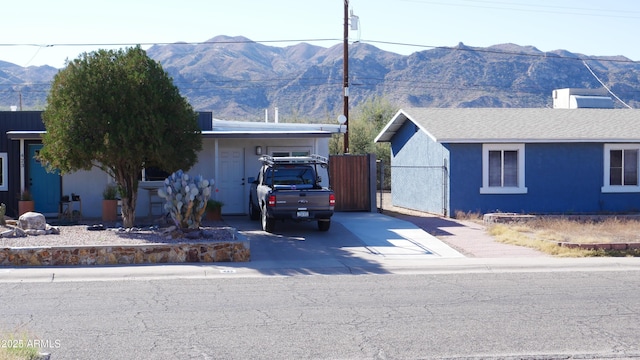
<box><xmin>297</xmin><ymin>211</ymin><xmax>309</xmax><ymax>218</ymax></box>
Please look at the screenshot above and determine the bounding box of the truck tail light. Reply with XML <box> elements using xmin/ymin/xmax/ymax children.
<box><xmin>268</xmin><ymin>195</ymin><xmax>276</xmax><ymax>207</ymax></box>
<box><xmin>329</xmin><ymin>194</ymin><xmax>336</xmax><ymax>206</ymax></box>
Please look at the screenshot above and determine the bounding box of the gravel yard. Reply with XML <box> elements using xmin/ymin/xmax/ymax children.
<box><xmin>0</xmin><ymin>223</ymin><xmax>235</xmax><ymax>248</ymax></box>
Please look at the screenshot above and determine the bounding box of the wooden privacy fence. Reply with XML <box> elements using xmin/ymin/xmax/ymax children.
<box><xmin>329</xmin><ymin>154</ymin><xmax>376</xmax><ymax>212</ymax></box>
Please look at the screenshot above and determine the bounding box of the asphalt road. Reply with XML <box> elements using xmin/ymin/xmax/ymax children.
<box><xmin>2</xmin><ymin>213</ymin><xmax>640</xmax><ymax>359</ymax></box>
<box><xmin>1</xmin><ymin>271</ymin><xmax>640</xmax><ymax>359</ymax></box>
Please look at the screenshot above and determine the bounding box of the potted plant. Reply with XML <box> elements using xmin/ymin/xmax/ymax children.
<box><xmin>18</xmin><ymin>189</ymin><xmax>35</xmax><ymax>216</ymax></box>
<box><xmin>205</xmin><ymin>199</ymin><xmax>224</xmax><ymax>221</ymax></box>
<box><xmin>102</xmin><ymin>183</ymin><xmax>119</xmax><ymax>222</ymax></box>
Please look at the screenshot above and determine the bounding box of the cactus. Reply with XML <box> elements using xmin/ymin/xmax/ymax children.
<box><xmin>157</xmin><ymin>170</ymin><xmax>214</xmax><ymax>229</ymax></box>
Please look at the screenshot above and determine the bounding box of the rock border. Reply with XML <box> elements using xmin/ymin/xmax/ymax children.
<box><xmin>483</xmin><ymin>213</ymin><xmax>536</xmax><ymax>224</ymax></box>
<box><xmin>0</xmin><ymin>240</ymin><xmax>250</xmax><ymax>266</ymax></box>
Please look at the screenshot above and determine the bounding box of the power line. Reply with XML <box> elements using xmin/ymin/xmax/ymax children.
<box><xmin>359</xmin><ymin>40</ymin><xmax>640</xmax><ymax>64</ymax></box>
<box><xmin>399</xmin><ymin>0</ymin><xmax>640</xmax><ymax>19</ymax></box>
<box><xmin>2</xmin><ymin>41</ymin><xmax>640</xmax><ymax>98</ymax></box>
<box><xmin>0</xmin><ymin>38</ymin><xmax>341</xmax><ymax>48</ymax></box>
<box><xmin>582</xmin><ymin>60</ymin><xmax>633</xmax><ymax>109</ymax></box>
<box><xmin>1</xmin><ymin>37</ymin><xmax>638</xmax><ymax>65</ymax></box>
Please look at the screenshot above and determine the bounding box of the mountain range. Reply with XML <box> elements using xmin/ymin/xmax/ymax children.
<box><xmin>2</xmin><ymin>35</ymin><xmax>640</xmax><ymax>121</ymax></box>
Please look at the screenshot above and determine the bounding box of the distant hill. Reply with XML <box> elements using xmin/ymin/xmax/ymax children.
<box><xmin>0</xmin><ymin>60</ymin><xmax>58</xmax><ymax>110</ymax></box>
<box><xmin>2</xmin><ymin>35</ymin><xmax>640</xmax><ymax>121</ymax></box>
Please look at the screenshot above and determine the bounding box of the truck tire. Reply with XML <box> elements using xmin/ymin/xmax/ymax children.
<box><xmin>318</xmin><ymin>220</ymin><xmax>331</xmax><ymax>232</ymax></box>
<box><xmin>248</xmin><ymin>198</ymin><xmax>260</xmax><ymax>220</ymax></box>
<box><xmin>261</xmin><ymin>206</ymin><xmax>276</xmax><ymax>233</ymax></box>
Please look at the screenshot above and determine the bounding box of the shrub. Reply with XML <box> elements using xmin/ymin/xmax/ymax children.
<box><xmin>206</xmin><ymin>199</ymin><xmax>224</xmax><ymax>211</ymax></box>
<box><xmin>158</xmin><ymin>170</ymin><xmax>214</xmax><ymax>229</ymax></box>
<box><xmin>102</xmin><ymin>183</ymin><xmax>119</xmax><ymax>200</ymax></box>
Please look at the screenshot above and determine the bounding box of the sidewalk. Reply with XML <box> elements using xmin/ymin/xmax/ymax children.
<box><xmin>332</xmin><ymin>212</ymin><xmax>465</xmax><ymax>259</ymax></box>
<box><xmin>390</xmin><ymin>213</ymin><xmax>548</xmax><ymax>258</ymax></box>
<box><xmin>377</xmin><ymin>193</ymin><xmax>548</xmax><ymax>258</ymax></box>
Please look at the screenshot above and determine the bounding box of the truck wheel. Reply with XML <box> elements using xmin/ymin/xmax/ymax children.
<box><xmin>318</xmin><ymin>220</ymin><xmax>331</xmax><ymax>232</ymax></box>
<box><xmin>249</xmin><ymin>198</ymin><xmax>260</xmax><ymax>220</ymax></box>
<box><xmin>261</xmin><ymin>206</ymin><xmax>275</xmax><ymax>233</ymax></box>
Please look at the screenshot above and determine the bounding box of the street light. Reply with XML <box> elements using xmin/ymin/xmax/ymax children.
<box><xmin>337</xmin><ymin>114</ymin><xmax>347</xmax><ymax>134</ymax></box>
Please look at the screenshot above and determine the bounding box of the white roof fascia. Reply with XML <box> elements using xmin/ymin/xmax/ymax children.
<box><xmin>7</xmin><ymin>130</ymin><xmax>45</xmax><ymax>140</ymax></box>
<box><xmin>374</xmin><ymin>108</ymin><xmax>404</xmax><ymax>143</ymax></box>
<box><xmin>405</xmin><ymin>111</ymin><xmax>438</xmax><ymax>142</ymax></box>
<box><xmin>212</xmin><ymin>119</ymin><xmax>341</xmax><ymax>133</ymax></box>
<box><xmin>375</xmin><ymin>109</ymin><xmax>439</xmax><ymax>143</ymax></box>
<box><xmin>440</xmin><ymin>138</ymin><xmax>640</xmax><ymax>144</ymax></box>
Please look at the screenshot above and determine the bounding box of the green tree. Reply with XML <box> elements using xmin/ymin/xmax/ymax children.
<box><xmin>329</xmin><ymin>96</ymin><xmax>397</xmax><ymax>189</ymax></box>
<box><xmin>330</xmin><ymin>95</ymin><xmax>396</xmax><ymax>158</ymax></box>
<box><xmin>39</xmin><ymin>46</ymin><xmax>202</xmax><ymax>227</ymax></box>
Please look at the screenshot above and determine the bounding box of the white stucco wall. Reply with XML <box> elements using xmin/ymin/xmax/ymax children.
<box><xmin>60</xmin><ymin>136</ymin><xmax>331</xmax><ymax>219</ymax></box>
<box><xmin>61</xmin><ymin>167</ymin><xmax>111</xmax><ymax>219</ymax></box>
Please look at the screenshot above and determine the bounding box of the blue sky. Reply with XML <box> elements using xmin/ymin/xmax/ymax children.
<box><xmin>2</xmin><ymin>0</ymin><xmax>640</xmax><ymax>68</ymax></box>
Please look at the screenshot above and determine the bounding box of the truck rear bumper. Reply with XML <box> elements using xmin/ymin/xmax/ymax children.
<box><xmin>267</xmin><ymin>209</ymin><xmax>334</xmax><ymax>221</ymax></box>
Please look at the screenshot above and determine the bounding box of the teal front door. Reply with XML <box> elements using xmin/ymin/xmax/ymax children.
<box><xmin>28</xmin><ymin>144</ymin><xmax>61</xmax><ymax>214</ymax></box>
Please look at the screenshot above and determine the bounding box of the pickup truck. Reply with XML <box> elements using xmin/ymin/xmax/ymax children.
<box><xmin>248</xmin><ymin>154</ymin><xmax>335</xmax><ymax>232</ymax></box>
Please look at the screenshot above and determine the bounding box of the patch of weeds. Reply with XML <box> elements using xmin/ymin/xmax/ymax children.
<box><xmin>0</xmin><ymin>331</ymin><xmax>41</xmax><ymax>360</ymax></box>
<box><xmin>488</xmin><ymin>222</ymin><xmax>640</xmax><ymax>257</ymax></box>
<box><xmin>453</xmin><ymin>210</ymin><xmax>484</xmax><ymax>222</ymax></box>
<box><xmin>590</xmin><ymin>248</ymin><xmax>640</xmax><ymax>257</ymax></box>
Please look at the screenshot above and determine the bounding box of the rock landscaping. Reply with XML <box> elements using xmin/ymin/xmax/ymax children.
<box><xmin>1</xmin><ymin>212</ymin><xmax>60</xmax><ymax>237</ymax></box>
<box><xmin>0</xmin><ymin>212</ymin><xmax>250</xmax><ymax>267</ymax></box>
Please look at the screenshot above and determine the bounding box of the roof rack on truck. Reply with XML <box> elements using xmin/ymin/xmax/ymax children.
<box><xmin>258</xmin><ymin>154</ymin><xmax>328</xmax><ymax>166</ymax></box>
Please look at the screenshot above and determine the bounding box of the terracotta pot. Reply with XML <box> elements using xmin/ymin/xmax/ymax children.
<box><xmin>206</xmin><ymin>208</ymin><xmax>222</xmax><ymax>221</ymax></box>
<box><xmin>18</xmin><ymin>200</ymin><xmax>35</xmax><ymax>216</ymax></box>
<box><xmin>102</xmin><ymin>199</ymin><xmax>118</xmax><ymax>222</ymax></box>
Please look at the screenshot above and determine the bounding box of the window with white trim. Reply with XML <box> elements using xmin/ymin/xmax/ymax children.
<box><xmin>602</xmin><ymin>144</ymin><xmax>640</xmax><ymax>193</ymax></box>
<box><xmin>480</xmin><ymin>144</ymin><xmax>527</xmax><ymax>194</ymax></box>
<box><xmin>0</xmin><ymin>153</ymin><xmax>7</xmax><ymax>191</ymax></box>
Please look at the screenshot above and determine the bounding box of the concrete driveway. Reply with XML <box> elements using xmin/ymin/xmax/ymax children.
<box><xmin>221</xmin><ymin>212</ymin><xmax>464</xmax><ymax>275</ymax></box>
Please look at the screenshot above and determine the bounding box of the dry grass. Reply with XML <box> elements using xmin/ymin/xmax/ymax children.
<box><xmin>454</xmin><ymin>210</ymin><xmax>484</xmax><ymax>221</ymax></box>
<box><xmin>0</xmin><ymin>331</ymin><xmax>40</xmax><ymax>360</ymax></box>
<box><xmin>486</xmin><ymin>216</ymin><xmax>640</xmax><ymax>257</ymax></box>
<box><xmin>524</xmin><ymin>216</ymin><xmax>640</xmax><ymax>243</ymax></box>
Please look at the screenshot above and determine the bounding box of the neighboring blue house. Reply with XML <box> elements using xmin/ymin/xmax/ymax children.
<box><xmin>375</xmin><ymin>104</ymin><xmax>640</xmax><ymax>217</ymax></box>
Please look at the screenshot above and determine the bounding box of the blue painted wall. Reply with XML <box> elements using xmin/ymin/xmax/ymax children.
<box><xmin>0</xmin><ymin>111</ymin><xmax>47</xmax><ymax>217</ymax></box>
<box><xmin>448</xmin><ymin>142</ymin><xmax>640</xmax><ymax>215</ymax></box>
<box><xmin>390</xmin><ymin>120</ymin><xmax>449</xmax><ymax>215</ymax></box>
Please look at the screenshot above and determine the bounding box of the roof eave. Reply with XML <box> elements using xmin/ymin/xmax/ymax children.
<box><xmin>374</xmin><ymin>109</ymin><xmax>407</xmax><ymax>143</ymax></box>
<box><xmin>201</xmin><ymin>131</ymin><xmax>334</xmax><ymax>139</ymax></box>
<box><xmin>6</xmin><ymin>130</ymin><xmax>333</xmax><ymax>141</ymax></box>
<box><xmin>441</xmin><ymin>138</ymin><xmax>640</xmax><ymax>143</ymax></box>
<box><xmin>7</xmin><ymin>131</ymin><xmax>45</xmax><ymax>140</ymax></box>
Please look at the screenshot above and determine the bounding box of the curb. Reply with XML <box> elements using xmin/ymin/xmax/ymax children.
<box><xmin>1</xmin><ymin>228</ymin><xmax>251</xmax><ymax>267</ymax></box>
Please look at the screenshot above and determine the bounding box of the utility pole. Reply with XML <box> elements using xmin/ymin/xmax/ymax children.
<box><xmin>343</xmin><ymin>0</ymin><xmax>349</xmax><ymax>154</ymax></box>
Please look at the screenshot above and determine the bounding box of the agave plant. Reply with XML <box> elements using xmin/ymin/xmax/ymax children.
<box><xmin>157</xmin><ymin>170</ymin><xmax>214</xmax><ymax>229</ymax></box>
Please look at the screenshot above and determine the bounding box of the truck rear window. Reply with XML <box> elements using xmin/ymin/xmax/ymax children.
<box><xmin>266</xmin><ymin>166</ymin><xmax>315</xmax><ymax>186</ymax></box>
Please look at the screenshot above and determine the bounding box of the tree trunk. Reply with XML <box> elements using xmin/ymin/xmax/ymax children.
<box><xmin>117</xmin><ymin>173</ymin><xmax>139</xmax><ymax>228</ymax></box>
<box><xmin>121</xmin><ymin>190</ymin><xmax>138</xmax><ymax>228</ymax></box>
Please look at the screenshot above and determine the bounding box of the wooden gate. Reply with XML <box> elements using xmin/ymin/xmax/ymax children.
<box><xmin>329</xmin><ymin>154</ymin><xmax>376</xmax><ymax>212</ymax></box>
